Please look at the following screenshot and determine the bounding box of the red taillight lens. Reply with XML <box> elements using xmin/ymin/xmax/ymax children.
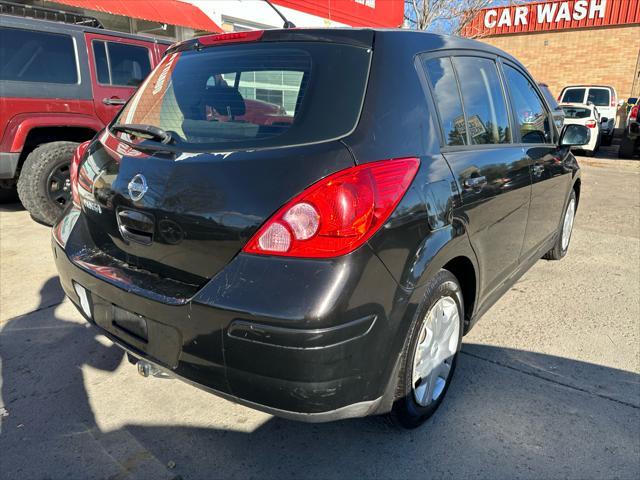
<box><xmin>585</xmin><ymin>120</ymin><xmax>597</xmax><ymax>128</ymax></box>
<box><xmin>70</xmin><ymin>141</ymin><xmax>90</xmax><ymax>207</ymax></box>
<box><xmin>610</xmin><ymin>96</ymin><xmax>616</xmax><ymax>107</ymax></box>
<box><xmin>197</xmin><ymin>30</ymin><xmax>263</xmax><ymax>46</ymax></box>
<box><xmin>243</xmin><ymin>158</ymin><xmax>420</xmax><ymax>258</ymax></box>
<box><xmin>630</xmin><ymin>105</ymin><xmax>639</xmax><ymax>122</ymax></box>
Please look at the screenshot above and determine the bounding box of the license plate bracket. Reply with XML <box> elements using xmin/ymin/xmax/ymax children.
<box><xmin>112</xmin><ymin>306</ymin><xmax>148</xmax><ymax>343</ymax></box>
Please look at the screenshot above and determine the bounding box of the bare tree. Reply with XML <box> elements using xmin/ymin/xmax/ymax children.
<box><xmin>404</xmin><ymin>0</ymin><xmax>496</xmax><ymax>36</ymax></box>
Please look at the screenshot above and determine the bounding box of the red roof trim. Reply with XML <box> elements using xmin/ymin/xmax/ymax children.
<box><xmin>49</xmin><ymin>0</ymin><xmax>222</xmax><ymax>33</ymax></box>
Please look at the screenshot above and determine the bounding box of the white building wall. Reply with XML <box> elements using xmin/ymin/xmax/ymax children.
<box><xmin>186</xmin><ymin>0</ymin><xmax>349</xmax><ymax>31</ymax></box>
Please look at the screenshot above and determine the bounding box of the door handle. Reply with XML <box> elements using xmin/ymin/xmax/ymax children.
<box><xmin>103</xmin><ymin>97</ymin><xmax>126</xmax><ymax>106</ymax></box>
<box><xmin>533</xmin><ymin>164</ymin><xmax>545</xmax><ymax>176</ymax></box>
<box><xmin>464</xmin><ymin>176</ymin><xmax>487</xmax><ymax>189</ymax></box>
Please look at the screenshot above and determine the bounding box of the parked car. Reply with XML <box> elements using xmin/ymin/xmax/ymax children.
<box><xmin>52</xmin><ymin>29</ymin><xmax>586</xmax><ymax>429</ymax></box>
<box><xmin>538</xmin><ymin>82</ymin><xmax>565</xmax><ymax>129</ymax></box>
<box><xmin>559</xmin><ymin>103</ymin><xmax>601</xmax><ymax>156</ymax></box>
<box><xmin>558</xmin><ymin>85</ymin><xmax>617</xmax><ymax>146</ymax></box>
<box><xmin>625</xmin><ymin>97</ymin><xmax>638</xmax><ymax>114</ymax></box>
<box><xmin>0</xmin><ymin>10</ymin><xmax>170</xmax><ymax>224</ymax></box>
<box><xmin>619</xmin><ymin>98</ymin><xmax>639</xmax><ymax>158</ymax></box>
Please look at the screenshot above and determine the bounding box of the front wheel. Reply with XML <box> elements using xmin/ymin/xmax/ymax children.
<box><xmin>390</xmin><ymin>269</ymin><xmax>464</xmax><ymax>429</ymax></box>
<box><xmin>17</xmin><ymin>141</ymin><xmax>79</xmax><ymax>226</ymax></box>
<box><xmin>544</xmin><ymin>189</ymin><xmax>577</xmax><ymax>261</ymax></box>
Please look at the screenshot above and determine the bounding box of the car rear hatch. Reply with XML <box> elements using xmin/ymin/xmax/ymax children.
<box><xmin>73</xmin><ymin>30</ymin><xmax>374</xmax><ymax>291</ymax></box>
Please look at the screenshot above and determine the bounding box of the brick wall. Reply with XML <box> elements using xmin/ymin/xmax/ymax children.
<box><xmin>481</xmin><ymin>24</ymin><xmax>640</xmax><ymax>101</ymax></box>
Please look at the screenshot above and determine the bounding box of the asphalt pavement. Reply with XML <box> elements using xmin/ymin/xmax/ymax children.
<box><xmin>0</xmin><ymin>148</ymin><xmax>638</xmax><ymax>480</ymax></box>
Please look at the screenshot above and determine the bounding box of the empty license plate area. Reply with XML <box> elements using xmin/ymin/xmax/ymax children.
<box><xmin>113</xmin><ymin>306</ymin><xmax>148</xmax><ymax>342</ymax></box>
<box><xmin>90</xmin><ymin>295</ymin><xmax>182</xmax><ymax>368</ymax></box>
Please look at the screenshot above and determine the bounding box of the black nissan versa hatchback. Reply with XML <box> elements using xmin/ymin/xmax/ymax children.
<box><xmin>52</xmin><ymin>29</ymin><xmax>587</xmax><ymax>428</ymax></box>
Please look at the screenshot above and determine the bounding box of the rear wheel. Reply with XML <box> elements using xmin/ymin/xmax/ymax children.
<box><xmin>390</xmin><ymin>269</ymin><xmax>463</xmax><ymax>429</ymax></box>
<box><xmin>544</xmin><ymin>189</ymin><xmax>576</xmax><ymax>261</ymax></box>
<box><xmin>17</xmin><ymin>141</ymin><xmax>78</xmax><ymax>225</ymax></box>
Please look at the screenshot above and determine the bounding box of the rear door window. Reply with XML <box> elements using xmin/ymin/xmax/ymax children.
<box><xmin>587</xmin><ymin>88</ymin><xmax>610</xmax><ymax>107</ymax></box>
<box><xmin>504</xmin><ymin>65</ymin><xmax>553</xmax><ymax>144</ymax></box>
<box><xmin>423</xmin><ymin>57</ymin><xmax>467</xmax><ymax>146</ymax></box>
<box><xmin>0</xmin><ymin>27</ymin><xmax>77</xmax><ymax>84</ymax></box>
<box><xmin>561</xmin><ymin>106</ymin><xmax>592</xmax><ymax>119</ymax></box>
<box><xmin>92</xmin><ymin>41</ymin><xmax>151</xmax><ymax>87</ymax></box>
<box><xmin>452</xmin><ymin>56</ymin><xmax>511</xmax><ymax>145</ymax></box>
<box><xmin>561</xmin><ymin>88</ymin><xmax>586</xmax><ymax>104</ymax></box>
<box><xmin>115</xmin><ymin>42</ymin><xmax>372</xmax><ymax>151</ymax></box>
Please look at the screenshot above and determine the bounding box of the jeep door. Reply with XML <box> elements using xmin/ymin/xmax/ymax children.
<box><xmin>85</xmin><ymin>33</ymin><xmax>155</xmax><ymax>125</ymax></box>
<box><xmin>421</xmin><ymin>54</ymin><xmax>531</xmax><ymax>298</ymax></box>
<box><xmin>502</xmin><ymin>63</ymin><xmax>572</xmax><ymax>257</ymax></box>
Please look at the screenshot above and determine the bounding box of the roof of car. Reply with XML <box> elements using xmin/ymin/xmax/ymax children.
<box><xmin>0</xmin><ymin>13</ymin><xmax>172</xmax><ymax>44</ymax></box>
<box><xmin>178</xmin><ymin>28</ymin><xmax>527</xmax><ymax>69</ymax></box>
<box><xmin>561</xmin><ymin>85</ymin><xmax>616</xmax><ymax>90</ymax></box>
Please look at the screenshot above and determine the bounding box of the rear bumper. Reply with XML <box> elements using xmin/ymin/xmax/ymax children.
<box><xmin>0</xmin><ymin>152</ymin><xmax>19</xmax><ymax>179</ymax></box>
<box><xmin>52</xmin><ymin>209</ymin><xmax>407</xmax><ymax>420</ymax></box>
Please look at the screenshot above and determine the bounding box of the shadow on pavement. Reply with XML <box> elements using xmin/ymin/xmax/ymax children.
<box><xmin>0</xmin><ymin>200</ymin><xmax>24</xmax><ymax>212</ymax></box>
<box><xmin>1</xmin><ymin>277</ymin><xmax>639</xmax><ymax>479</ymax></box>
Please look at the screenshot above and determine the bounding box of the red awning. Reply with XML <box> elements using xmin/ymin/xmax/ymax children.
<box><xmin>49</xmin><ymin>0</ymin><xmax>222</xmax><ymax>32</ymax></box>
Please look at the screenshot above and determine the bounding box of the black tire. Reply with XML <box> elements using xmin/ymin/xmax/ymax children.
<box><xmin>389</xmin><ymin>269</ymin><xmax>464</xmax><ymax>429</ymax></box>
<box><xmin>584</xmin><ymin>149</ymin><xmax>595</xmax><ymax>157</ymax></box>
<box><xmin>17</xmin><ymin>141</ymin><xmax>78</xmax><ymax>226</ymax></box>
<box><xmin>618</xmin><ymin>135</ymin><xmax>636</xmax><ymax>159</ymax></box>
<box><xmin>544</xmin><ymin>189</ymin><xmax>577</xmax><ymax>261</ymax></box>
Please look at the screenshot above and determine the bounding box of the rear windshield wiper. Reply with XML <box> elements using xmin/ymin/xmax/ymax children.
<box><xmin>111</xmin><ymin>123</ymin><xmax>173</xmax><ymax>144</ymax></box>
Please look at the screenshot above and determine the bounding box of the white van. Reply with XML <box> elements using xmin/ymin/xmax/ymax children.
<box><xmin>558</xmin><ymin>85</ymin><xmax>618</xmax><ymax>146</ymax></box>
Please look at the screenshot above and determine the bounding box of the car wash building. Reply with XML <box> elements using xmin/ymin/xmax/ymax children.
<box><xmin>462</xmin><ymin>0</ymin><xmax>640</xmax><ymax>101</ymax></box>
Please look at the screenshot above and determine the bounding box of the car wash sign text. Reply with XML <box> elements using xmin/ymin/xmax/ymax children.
<box><xmin>462</xmin><ymin>0</ymin><xmax>639</xmax><ymax>37</ymax></box>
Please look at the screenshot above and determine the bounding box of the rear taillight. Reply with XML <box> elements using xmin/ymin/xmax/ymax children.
<box><xmin>585</xmin><ymin>120</ymin><xmax>597</xmax><ymax>128</ymax></box>
<box><xmin>630</xmin><ymin>105</ymin><xmax>639</xmax><ymax>122</ymax></box>
<box><xmin>70</xmin><ymin>141</ymin><xmax>90</xmax><ymax>207</ymax></box>
<box><xmin>243</xmin><ymin>158</ymin><xmax>420</xmax><ymax>258</ymax></box>
<box><xmin>610</xmin><ymin>95</ymin><xmax>616</xmax><ymax>107</ymax></box>
<box><xmin>198</xmin><ymin>30</ymin><xmax>263</xmax><ymax>46</ymax></box>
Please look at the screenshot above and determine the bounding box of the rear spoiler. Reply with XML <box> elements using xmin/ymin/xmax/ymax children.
<box><xmin>166</xmin><ymin>28</ymin><xmax>375</xmax><ymax>56</ymax></box>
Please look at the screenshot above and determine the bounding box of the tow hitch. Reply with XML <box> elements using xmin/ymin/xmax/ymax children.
<box><xmin>136</xmin><ymin>360</ymin><xmax>172</xmax><ymax>379</ymax></box>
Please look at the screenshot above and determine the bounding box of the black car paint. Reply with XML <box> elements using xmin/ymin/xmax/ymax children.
<box><xmin>52</xmin><ymin>29</ymin><xmax>581</xmax><ymax>420</ymax></box>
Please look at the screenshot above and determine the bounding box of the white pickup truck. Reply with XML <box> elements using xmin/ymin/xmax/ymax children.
<box><xmin>558</xmin><ymin>85</ymin><xmax>619</xmax><ymax>146</ymax></box>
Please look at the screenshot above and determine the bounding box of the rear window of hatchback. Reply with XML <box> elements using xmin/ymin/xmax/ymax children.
<box><xmin>114</xmin><ymin>42</ymin><xmax>372</xmax><ymax>151</ymax></box>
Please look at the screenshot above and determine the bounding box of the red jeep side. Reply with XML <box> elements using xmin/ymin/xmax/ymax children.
<box><xmin>0</xmin><ymin>13</ymin><xmax>170</xmax><ymax>224</ymax></box>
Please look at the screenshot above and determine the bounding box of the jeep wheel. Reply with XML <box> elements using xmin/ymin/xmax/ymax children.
<box><xmin>17</xmin><ymin>141</ymin><xmax>79</xmax><ymax>226</ymax></box>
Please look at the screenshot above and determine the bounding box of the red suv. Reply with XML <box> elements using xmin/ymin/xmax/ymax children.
<box><xmin>0</xmin><ymin>10</ymin><xmax>170</xmax><ymax>224</ymax></box>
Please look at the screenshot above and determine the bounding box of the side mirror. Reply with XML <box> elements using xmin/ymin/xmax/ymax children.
<box><xmin>560</xmin><ymin>124</ymin><xmax>590</xmax><ymax>147</ymax></box>
<box><xmin>600</xmin><ymin>117</ymin><xmax>608</xmax><ymax>123</ymax></box>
